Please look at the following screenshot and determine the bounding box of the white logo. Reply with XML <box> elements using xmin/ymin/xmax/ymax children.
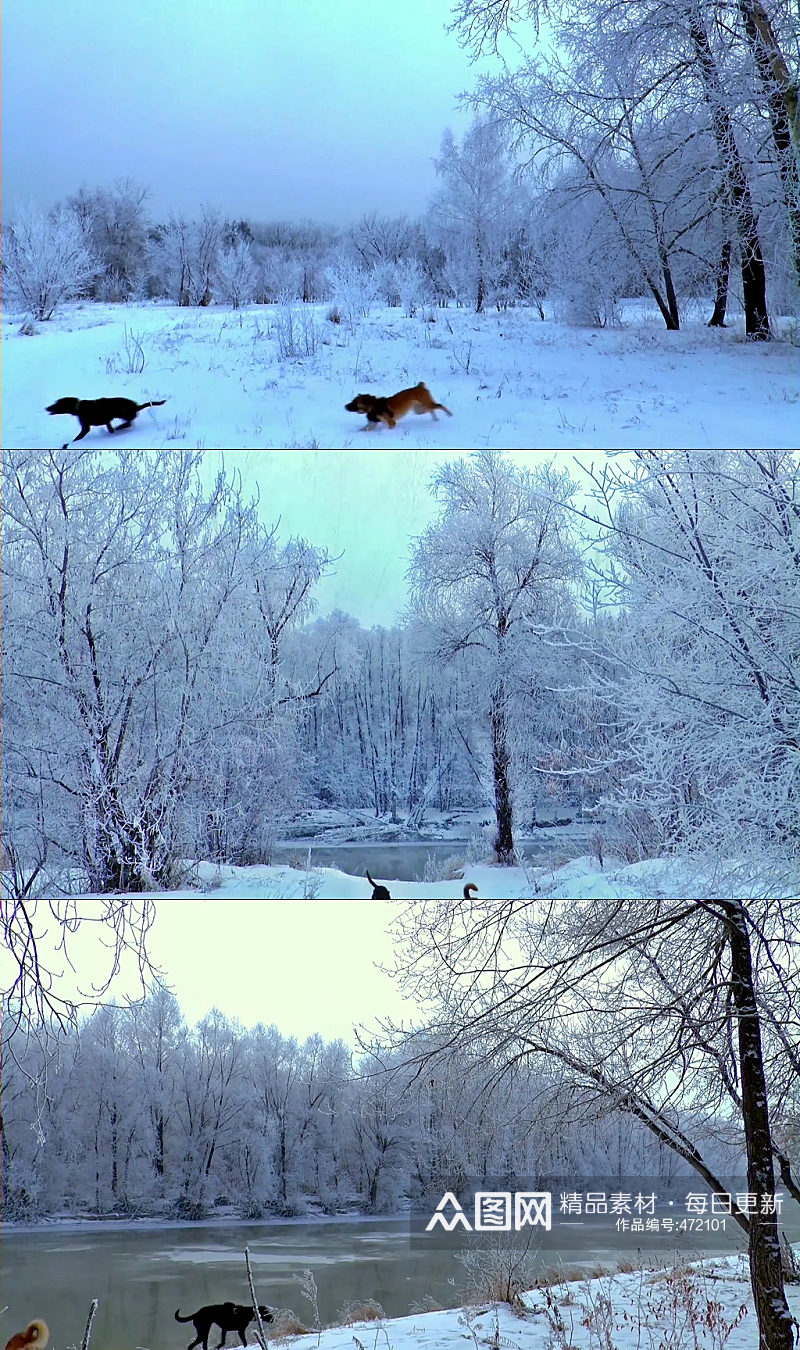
<box><xmin>425</xmin><ymin>1191</ymin><xmax>473</xmax><ymax>1231</ymax></box>
<box><xmin>425</xmin><ymin>1191</ymin><xmax>552</xmax><ymax>1232</ymax></box>
<box><xmin>516</xmin><ymin>1192</ymin><xmax>552</xmax><ymax>1230</ymax></box>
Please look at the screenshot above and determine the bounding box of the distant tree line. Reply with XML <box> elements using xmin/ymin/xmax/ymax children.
<box><xmin>1</xmin><ymin>987</ymin><xmax>722</xmax><ymax>1222</ymax></box>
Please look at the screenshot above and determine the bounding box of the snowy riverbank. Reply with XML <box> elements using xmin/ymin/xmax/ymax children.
<box><xmin>267</xmin><ymin>1253</ymin><xmax>795</xmax><ymax>1350</ymax></box>
<box><xmin>73</xmin><ymin>853</ymin><xmax>799</xmax><ymax>900</ymax></box>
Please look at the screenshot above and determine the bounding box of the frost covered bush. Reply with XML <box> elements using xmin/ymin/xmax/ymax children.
<box><xmin>273</xmin><ymin>299</ymin><xmax>322</xmax><ymax>358</ymax></box>
<box><xmin>336</xmin><ymin>1300</ymin><xmax>385</xmax><ymax>1325</ymax></box>
<box><xmin>3</xmin><ymin>205</ymin><xmax>98</xmax><ymax>319</ymax></box>
<box><xmin>395</xmin><ymin>258</ymin><xmax>430</xmax><ymax>317</ymax></box>
<box><xmin>326</xmin><ymin>252</ymin><xmax>377</xmax><ymax>329</ymax></box>
<box><xmin>455</xmin><ymin>1236</ymin><xmax>540</xmax><ymax>1308</ymax></box>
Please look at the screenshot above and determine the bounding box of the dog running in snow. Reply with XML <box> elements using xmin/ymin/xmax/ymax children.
<box><xmin>46</xmin><ymin>396</ymin><xmax>167</xmax><ymax>447</ymax></box>
<box><xmin>345</xmin><ymin>382</ymin><xmax>451</xmax><ymax>429</ymax></box>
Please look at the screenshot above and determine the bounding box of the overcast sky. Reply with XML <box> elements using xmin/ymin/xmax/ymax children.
<box><xmin>3</xmin><ymin>0</ymin><xmax>510</xmax><ymax>225</ymax></box>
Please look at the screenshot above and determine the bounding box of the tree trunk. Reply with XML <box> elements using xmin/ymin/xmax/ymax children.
<box><xmin>368</xmin><ymin>1163</ymin><xmax>380</xmax><ymax>1210</ymax></box>
<box><xmin>110</xmin><ymin>1103</ymin><xmax>119</xmax><ymax>1201</ymax></box>
<box><xmin>661</xmin><ymin>259</ymin><xmax>681</xmax><ymax>329</ymax></box>
<box><xmin>279</xmin><ymin>1125</ymin><xmax>287</xmax><ymax>1203</ymax></box>
<box><xmin>690</xmin><ymin>19</ymin><xmax>771</xmax><ymax>340</ymax></box>
<box><xmin>156</xmin><ymin>1112</ymin><xmax>165</xmax><ymax>1178</ymax></box>
<box><xmin>736</xmin><ymin>0</ymin><xmax>800</xmax><ymax>284</ymax></box>
<box><xmin>490</xmin><ymin>687</ymin><xmax>514</xmax><ymax>863</ymax></box>
<box><xmin>708</xmin><ymin>240</ymin><xmax>732</xmax><ymax>326</ymax></box>
<box><xmin>721</xmin><ymin>901</ymin><xmax>794</xmax><ymax>1350</ymax></box>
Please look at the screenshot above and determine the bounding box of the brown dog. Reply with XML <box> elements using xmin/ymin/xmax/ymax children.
<box><xmin>5</xmin><ymin>1323</ymin><xmax>49</xmax><ymax>1350</ymax></box>
<box><xmin>345</xmin><ymin>382</ymin><xmax>452</xmax><ymax>429</ymax></box>
<box><xmin>46</xmin><ymin>396</ymin><xmax>167</xmax><ymax>447</ymax></box>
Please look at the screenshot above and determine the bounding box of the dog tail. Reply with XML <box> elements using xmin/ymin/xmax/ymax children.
<box><xmin>366</xmin><ymin>871</ymin><xmax>377</xmax><ymax>889</ymax></box>
<box><xmin>137</xmin><ymin>399</ymin><xmax>167</xmax><ymax>411</ymax></box>
<box><xmin>174</xmin><ymin>1311</ymin><xmax>194</xmax><ymax>1323</ymax></box>
<box><xmin>5</xmin><ymin>1322</ymin><xmax>50</xmax><ymax>1350</ymax></box>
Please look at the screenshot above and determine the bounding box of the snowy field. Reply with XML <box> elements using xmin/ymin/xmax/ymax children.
<box><xmin>3</xmin><ymin>299</ymin><xmax>798</xmax><ymax>450</ymax></box>
<box><xmin>75</xmin><ymin>854</ymin><xmax>799</xmax><ymax>900</ymax></box>
<box><xmin>246</xmin><ymin>1255</ymin><xmax>796</xmax><ymax>1350</ymax></box>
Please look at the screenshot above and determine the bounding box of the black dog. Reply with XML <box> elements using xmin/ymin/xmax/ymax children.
<box><xmin>174</xmin><ymin>1304</ymin><xmax>272</xmax><ymax>1350</ymax></box>
<box><xmin>366</xmin><ymin>870</ymin><xmax>391</xmax><ymax>899</ymax></box>
<box><xmin>46</xmin><ymin>396</ymin><xmax>166</xmax><ymax>447</ymax></box>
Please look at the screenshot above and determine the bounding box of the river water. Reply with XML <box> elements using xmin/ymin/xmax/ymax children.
<box><xmin>271</xmin><ymin>833</ymin><xmax>592</xmax><ymax>882</ymax></box>
<box><xmin>1</xmin><ymin>1210</ymin><xmax>758</xmax><ymax>1350</ymax></box>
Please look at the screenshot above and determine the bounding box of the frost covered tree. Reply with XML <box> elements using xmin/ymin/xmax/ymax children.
<box><xmin>215</xmin><ymin>236</ymin><xmax>259</xmax><ymax>308</ymax></box>
<box><xmin>125</xmin><ymin>988</ymin><xmax>185</xmax><ymax>1187</ymax></box>
<box><xmin>178</xmin><ymin>525</ymin><xmax>336</xmax><ymax>866</ymax></box>
<box><xmin>153</xmin><ymin>206</ymin><xmax>224</xmax><ymax>305</ymax></box>
<box><xmin>471</xmin><ymin>29</ymin><xmax>770</xmax><ymax>333</ymax></box>
<box><xmin>297</xmin><ymin>617</ymin><xmax>481</xmax><ymax>819</ymax></box>
<box><xmin>408</xmin><ymin>450</ymin><xmax>581</xmax><ymax>863</ymax></box>
<box><xmin>67</xmin><ymin>179</ymin><xmax>150</xmax><ymax>300</ymax></box>
<box><xmin>430</xmin><ymin>120</ymin><xmax>517</xmax><ymax>312</ymax></box>
<box><xmin>172</xmin><ymin>1009</ymin><xmax>246</xmax><ymax>1217</ymax></box>
<box><xmin>326</xmin><ymin>250</ymin><xmax>378</xmax><ymax>328</ymax></box>
<box><xmin>2</xmin><ymin>205</ymin><xmax>98</xmax><ymax>319</ymax></box>
<box><xmin>349</xmin><ymin>1052</ymin><xmax>413</xmax><ymax>1212</ymax></box>
<box><xmin>349</xmin><ymin>212</ymin><xmax>417</xmax><ymax>267</ymax></box>
<box><xmin>452</xmin><ymin>0</ymin><xmax>793</xmax><ymax>336</ymax></box>
<box><xmin>394</xmin><ymin>892</ymin><xmax>799</xmax><ymax>1350</ymax></box>
<box><xmin>578</xmin><ymin>450</ymin><xmax>800</xmax><ymax>876</ymax></box>
<box><xmin>2</xmin><ymin>449</ymin><xmax>339</xmax><ymax>895</ymax></box>
<box><xmin>243</xmin><ymin>1027</ymin><xmax>352</xmax><ymax>1213</ymax></box>
<box><xmin>1</xmin><ymin>450</ymin><xmax>262</xmax><ymax>895</ymax></box>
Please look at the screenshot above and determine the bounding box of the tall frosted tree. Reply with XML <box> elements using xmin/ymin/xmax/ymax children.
<box><xmin>451</xmin><ymin>0</ymin><xmax>793</xmax><ymax>337</ymax></box>
<box><xmin>1</xmin><ymin>450</ymin><xmax>259</xmax><ymax>893</ymax></box>
<box><xmin>430</xmin><ymin>119</ymin><xmax>516</xmax><ymax>312</ymax></box>
<box><xmin>408</xmin><ymin>450</ymin><xmax>580</xmax><ymax>863</ymax></box>
<box><xmin>578</xmin><ymin>449</ymin><xmax>800</xmax><ymax>874</ymax></box>
<box><xmin>2</xmin><ymin>205</ymin><xmax>98</xmax><ymax>320</ymax></box>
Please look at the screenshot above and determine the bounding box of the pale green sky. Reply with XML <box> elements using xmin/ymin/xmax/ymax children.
<box><xmin>13</xmin><ymin>897</ymin><xmax>415</xmax><ymax>1044</ymax></box>
<box><xmin>149</xmin><ymin>898</ymin><xmax>413</xmax><ymax>1041</ymax></box>
<box><xmin>201</xmin><ymin>450</ymin><xmax>603</xmax><ymax>627</ymax></box>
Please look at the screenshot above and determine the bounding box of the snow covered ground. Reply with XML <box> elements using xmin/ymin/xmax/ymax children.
<box><xmin>264</xmin><ymin>1254</ymin><xmax>796</xmax><ymax>1350</ymax></box>
<box><xmin>74</xmin><ymin>853</ymin><xmax>798</xmax><ymax>900</ymax></box>
<box><xmin>3</xmin><ymin>299</ymin><xmax>798</xmax><ymax>450</ymax></box>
